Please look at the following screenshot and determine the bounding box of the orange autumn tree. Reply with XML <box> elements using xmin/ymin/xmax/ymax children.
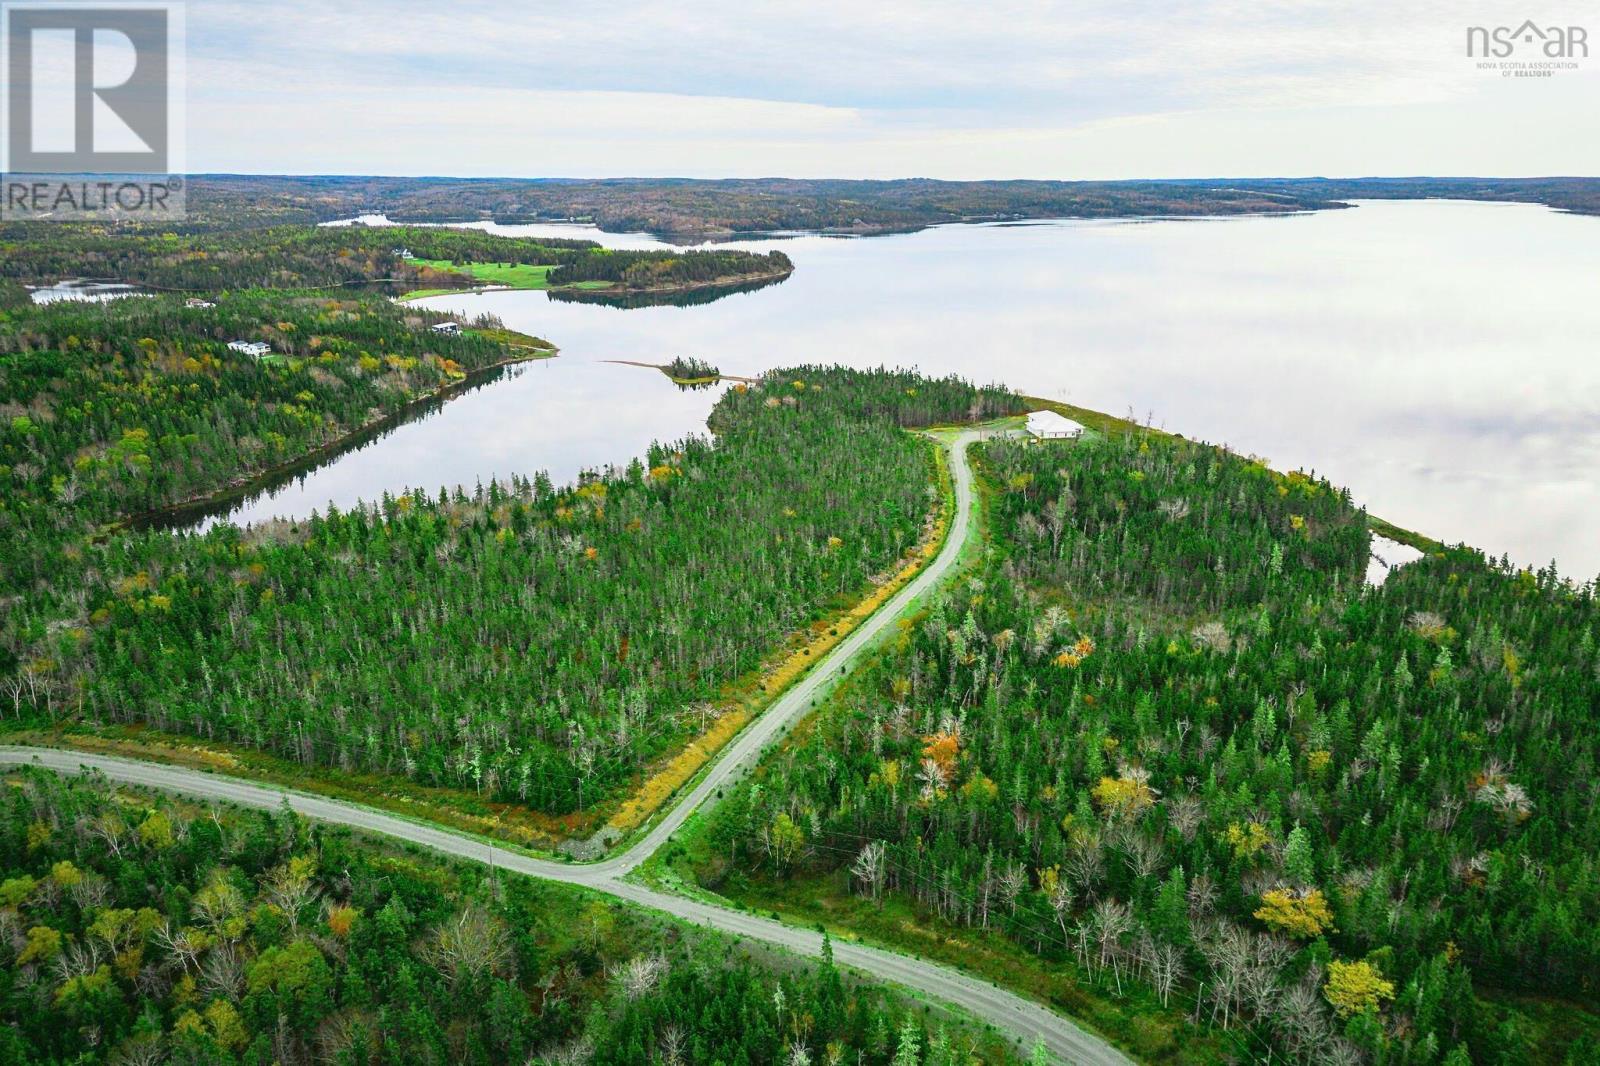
<box><xmin>921</xmin><ymin>731</ymin><xmax>961</xmax><ymax>778</ymax></box>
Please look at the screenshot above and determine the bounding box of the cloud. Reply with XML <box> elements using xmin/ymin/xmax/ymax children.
<box><xmin>180</xmin><ymin>0</ymin><xmax>1600</xmax><ymax>175</ymax></box>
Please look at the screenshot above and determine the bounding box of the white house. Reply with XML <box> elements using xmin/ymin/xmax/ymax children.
<box><xmin>185</xmin><ymin>297</ymin><xmax>215</xmax><ymax>309</ymax></box>
<box><xmin>430</xmin><ymin>321</ymin><xmax>462</xmax><ymax>335</ymax></box>
<box><xmin>227</xmin><ymin>340</ymin><xmax>273</xmax><ymax>358</ymax></box>
<box><xmin>393</xmin><ymin>246</ymin><xmax>414</xmax><ymax>259</ymax></box>
<box><xmin>1025</xmin><ymin>410</ymin><xmax>1085</xmax><ymax>439</ymax></box>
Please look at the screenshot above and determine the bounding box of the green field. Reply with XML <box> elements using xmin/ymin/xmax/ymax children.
<box><xmin>401</xmin><ymin>259</ymin><xmax>623</xmax><ymax>300</ymax></box>
<box><xmin>409</xmin><ymin>257</ymin><xmax>563</xmax><ymax>290</ymax></box>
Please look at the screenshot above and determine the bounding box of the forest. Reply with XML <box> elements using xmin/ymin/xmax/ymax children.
<box><xmin>0</xmin><ymin>224</ymin><xmax>791</xmax><ymax>297</ymax></box>
<box><xmin>683</xmin><ymin>429</ymin><xmax>1600</xmax><ymax>1064</ymax></box>
<box><xmin>0</xmin><ymin>767</ymin><xmax>1024</xmax><ymax>1064</ymax></box>
<box><xmin>5</xmin><ymin>367</ymin><xmax>1021</xmax><ymax>817</ymax></box>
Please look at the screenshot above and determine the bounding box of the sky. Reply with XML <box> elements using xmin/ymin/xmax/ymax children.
<box><xmin>62</xmin><ymin>0</ymin><xmax>1600</xmax><ymax>177</ymax></box>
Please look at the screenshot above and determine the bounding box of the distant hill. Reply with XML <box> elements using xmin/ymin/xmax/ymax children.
<box><xmin>6</xmin><ymin>174</ymin><xmax>1596</xmax><ymax>239</ymax></box>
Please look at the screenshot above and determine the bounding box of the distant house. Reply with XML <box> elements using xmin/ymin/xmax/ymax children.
<box><xmin>1025</xmin><ymin>410</ymin><xmax>1085</xmax><ymax>439</ymax></box>
<box><xmin>430</xmin><ymin>321</ymin><xmax>462</xmax><ymax>336</ymax></box>
<box><xmin>227</xmin><ymin>340</ymin><xmax>273</xmax><ymax>358</ymax></box>
<box><xmin>393</xmin><ymin>247</ymin><xmax>414</xmax><ymax>259</ymax></box>
<box><xmin>185</xmin><ymin>297</ymin><xmax>215</xmax><ymax>309</ymax></box>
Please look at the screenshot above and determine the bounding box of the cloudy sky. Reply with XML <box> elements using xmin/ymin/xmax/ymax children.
<box><xmin>179</xmin><ymin>0</ymin><xmax>1600</xmax><ymax>177</ymax></box>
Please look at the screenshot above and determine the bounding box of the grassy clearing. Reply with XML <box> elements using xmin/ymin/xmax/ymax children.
<box><xmin>409</xmin><ymin>258</ymin><xmax>564</xmax><ymax>290</ymax></box>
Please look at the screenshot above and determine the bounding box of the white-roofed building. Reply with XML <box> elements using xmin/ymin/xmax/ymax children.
<box><xmin>1025</xmin><ymin>410</ymin><xmax>1085</xmax><ymax>439</ymax></box>
<box><xmin>226</xmin><ymin>340</ymin><xmax>273</xmax><ymax>358</ymax></box>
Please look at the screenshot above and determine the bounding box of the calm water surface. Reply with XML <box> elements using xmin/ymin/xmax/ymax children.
<box><xmin>203</xmin><ymin>201</ymin><xmax>1600</xmax><ymax>580</ymax></box>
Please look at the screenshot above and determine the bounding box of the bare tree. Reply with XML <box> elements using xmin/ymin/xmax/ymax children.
<box><xmin>1065</xmin><ymin>842</ymin><xmax>1104</xmax><ymax>899</ymax></box>
<box><xmin>1273</xmin><ymin>976</ymin><xmax>1330</xmax><ymax>1058</ymax></box>
<box><xmin>84</xmin><ymin>813</ymin><xmax>129</xmax><ymax>858</ymax></box>
<box><xmin>1166</xmin><ymin>794</ymin><xmax>1205</xmax><ymax>842</ymax></box>
<box><xmin>153</xmin><ymin>920</ymin><xmax>208</xmax><ymax>975</ymax></box>
<box><xmin>1187</xmin><ymin>873</ymin><xmax>1219</xmax><ymax>919</ymax></box>
<box><xmin>613</xmin><ymin>953</ymin><xmax>668</xmax><ymax>1000</ymax></box>
<box><xmin>658</xmin><ymin>1024</ymin><xmax>687</xmax><ymax>1066</ymax></box>
<box><xmin>1149</xmin><ymin>940</ymin><xmax>1186</xmax><ymax>1008</ymax></box>
<box><xmin>423</xmin><ymin>903</ymin><xmax>515</xmax><ymax>986</ymax></box>
<box><xmin>530</xmin><ymin>1037</ymin><xmax>594</xmax><ymax>1066</ymax></box>
<box><xmin>850</xmin><ymin>840</ymin><xmax>887</xmax><ymax>905</ymax></box>
<box><xmin>998</xmin><ymin>862</ymin><xmax>1027</xmax><ymax>918</ymax></box>
<box><xmin>1046</xmin><ymin>877</ymin><xmax>1074</xmax><ymax>942</ymax></box>
<box><xmin>200</xmin><ymin>941</ymin><xmax>245</xmax><ymax>1001</ymax></box>
<box><xmin>1090</xmin><ymin>898</ymin><xmax>1133</xmax><ymax>994</ymax></box>
<box><xmin>262</xmin><ymin>859</ymin><xmax>320</xmax><ymax>934</ymax></box>
<box><xmin>1122</xmin><ymin>834</ymin><xmax>1163</xmax><ymax>882</ymax></box>
<box><xmin>107</xmin><ymin>1033</ymin><xmax>164</xmax><ymax>1066</ymax></box>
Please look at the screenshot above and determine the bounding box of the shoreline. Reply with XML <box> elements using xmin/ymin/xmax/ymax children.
<box><xmin>113</xmin><ymin>346</ymin><xmax>556</xmax><ymax>534</ymax></box>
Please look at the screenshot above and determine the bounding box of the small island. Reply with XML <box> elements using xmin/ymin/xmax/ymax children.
<box><xmin>663</xmin><ymin>355</ymin><xmax>721</xmax><ymax>384</ymax></box>
<box><xmin>399</xmin><ymin>245</ymin><xmax>793</xmax><ymax>302</ymax></box>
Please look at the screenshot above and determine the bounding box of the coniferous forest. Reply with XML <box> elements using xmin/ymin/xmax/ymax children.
<box><xmin>687</xmin><ymin>430</ymin><xmax>1600</xmax><ymax>1064</ymax></box>
<box><xmin>4</xmin><ymin>361</ymin><xmax>1021</xmax><ymax>815</ymax></box>
<box><xmin>0</xmin><ymin>768</ymin><xmax>1019</xmax><ymax>1064</ymax></box>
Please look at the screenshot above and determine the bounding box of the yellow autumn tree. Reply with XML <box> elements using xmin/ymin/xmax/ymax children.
<box><xmin>1223</xmin><ymin>821</ymin><xmax>1270</xmax><ymax>860</ymax></box>
<box><xmin>1253</xmin><ymin>888</ymin><xmax>1333</xmax><ymax>938</ymax></box>
<box><xmin>1091</xmin><ymin>775</ymin><xmax>1155</xmax><ymax>817</ymax></box>
<box><xmin>1324</xmin><ymin>959</ymin><xmax>1395</xmax><ymax>1017</ymax></box>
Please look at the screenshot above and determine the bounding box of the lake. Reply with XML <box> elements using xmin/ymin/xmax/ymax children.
<box><xmin>189</xmin><ymin>200</ymin><xmax>1600</xmax><ymax>580</ymax></box>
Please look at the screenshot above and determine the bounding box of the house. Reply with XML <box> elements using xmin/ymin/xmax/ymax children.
<box><xmin>1025</xmin><ymin>410</ymin><xmax>1085</xmax><ymax>439</ymax></box>
<box><xmin>227</xmin><ymin>340</ymin><xmax>273</xmax><ymax>358</ymax></box>
<box><xmin>185</xmin><ymin>297</ymin><xmax>215</xmax><ymax>309</ymax></box>
<box><xmin>430</xmin><ymin>321</ymin><xmax>462</xmax><ymax>336</ymax></box>
<box><xmin>392</xmin><ymin>247</ymin><xmax>414</xmax><ymax>259</ymax></box>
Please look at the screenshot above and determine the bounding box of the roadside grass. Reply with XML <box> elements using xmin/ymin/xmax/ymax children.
<box><xmin>599</xmin><ymin>439</ymin><xmax>955</xmax><ymax>847</ymax></box>
<box><xmin>0</xmin><ymin>723</ymin><xmax>579</xmax><ymax>853</ymax></box>
<box><xmin>651</xmin><ymin>842</ymin><xmax>1228</xmax><ymax>1066</ymax></box>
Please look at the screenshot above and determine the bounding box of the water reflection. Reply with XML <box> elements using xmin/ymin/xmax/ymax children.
<box><xmin>546</xmin><ymin>273</ymin><xmax>790</xmax><ymax>309</ymax></box>
<box><xmin>30</xmin><ymin>279</ymin><xmax>144</xmax><ymax>304</ymax></box>
<box><xmin>202</xmin><ymin>202</ymin><xmax>1600</xmax><ymax>579</ymax></box>
<box><xmin>138</xmin><ymin>363</ymin><xmax>531</xmax><ymax>533</ymax></box>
